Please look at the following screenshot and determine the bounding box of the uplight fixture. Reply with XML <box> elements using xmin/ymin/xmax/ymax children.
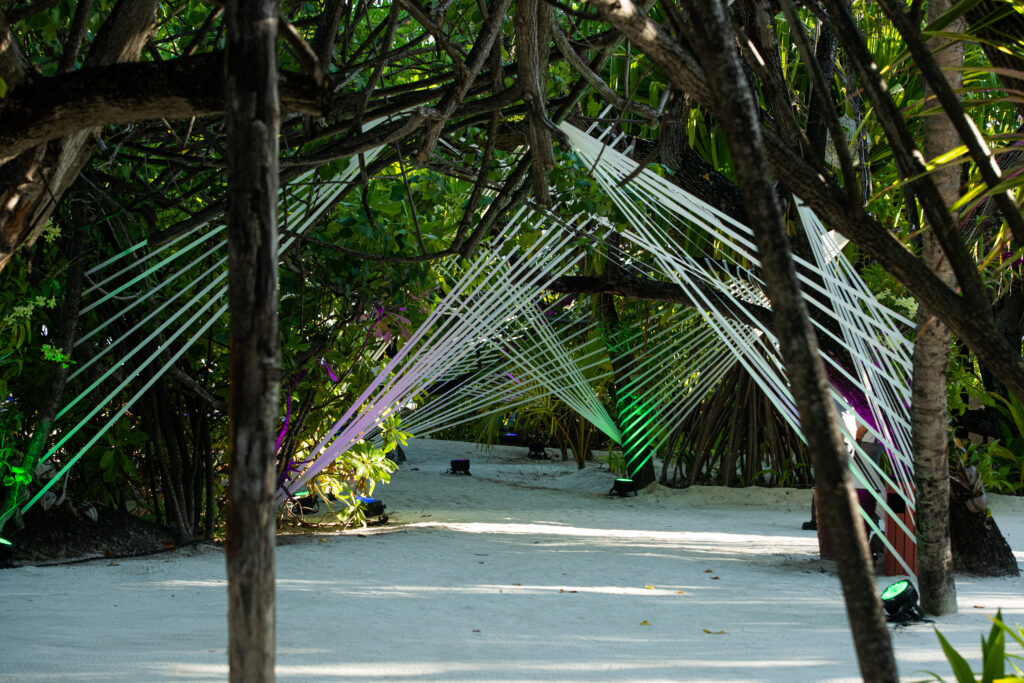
<box><xmin>609</xmin><ymin>478</ymin><xmax>637</xmax><ymax>497</ymax></box>
<box><xmin>880</xmin><ymin>579</ymin><xmax>924</xmax><ymax>622</ymax></box>
<box><xmin>356</xmin><ymin>495</ymin><xmax>386</xmax><ymax>518</ymax></box>
<box><xmin>450</xmin><ymin>458</ymin><xmax>471</xmax><ymax>475</ymax></box>
<box><xmin>0</xmin><ymin>536</ymin><xmax>14</xmax><ymax>569</ymax></box>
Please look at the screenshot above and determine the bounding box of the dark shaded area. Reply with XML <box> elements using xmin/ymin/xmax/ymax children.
<box><xmin>5</xmin><ymin>504</ymin><xmax>175</xmax><ymax>564</ymax></box>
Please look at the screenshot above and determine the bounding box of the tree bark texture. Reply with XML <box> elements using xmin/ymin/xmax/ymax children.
<box><xmin>679</xmin><ymin>1</ymin><xmax>899</xmax><ymax>680</ymax></box>
<box><xmin>514</xmin><ymin>0</ymin><xmax>555</xmax><ymax>204</ymax></box>
<box><xmin>949</xmin><ymin>477</ymin><xmax>1020</xmax><ymax>577</ymax></box>
<box><xmin>0</xmin><ymin>53</ymin><xmax>326</xmax><ymax>165</ymax></box>
<box><xmin>911</xmin><ymin>0</ymin><xmax>960</xmax><ymax>617</ymax></box>
<box><xmin>224</xmin><ymin>0</ymin><xmax>281</xmax><ymax>678</ymax></box>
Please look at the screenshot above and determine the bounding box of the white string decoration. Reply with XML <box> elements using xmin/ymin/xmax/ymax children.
<box><xmin>559</xmin><ymin>121</ymin><xmax>918</xmax><ymax>576</ymax></box>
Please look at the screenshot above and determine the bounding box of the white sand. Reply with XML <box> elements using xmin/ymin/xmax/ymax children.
<box><xmin>2</xmin><ymin>438</ymin><xmax>1023</xmax><ymax>682</ymax></box>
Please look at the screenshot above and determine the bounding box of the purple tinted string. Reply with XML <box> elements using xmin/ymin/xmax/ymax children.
<box><xmin>275</xmin><ymin>367</ymin><xmax>309</xmax><ymax>456</ymax></box>
<box><xmin>275</xmin><ymin>394</ymin><xmax>293</xmax><ymax>454</ymax></box>
<box><xmin>321</xmin><ymin>359</ymin><xmax>340</xmax><ymax>383</ymax></box>
<box><xmin>276</xmin><ymin>458</ymin><xmax>302</xmax><ymax>490</ymax></box>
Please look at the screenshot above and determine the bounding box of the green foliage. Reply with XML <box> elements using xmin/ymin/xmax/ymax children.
<box><xmin>40</xmin><ymin>343</ymin><xmax>74</xmax><ymax>369</ymax></box>
<box><xmin>598</xmin><ymin>446</ymin><xmax>627</xmax><ymax>476</ymax></box>
<box><xmin>953</xmin><ymin>391</ymin><xmax>1024</xmax><ymax>497</ymax></box>
<box><xmin>298</xmin><ymin>415</ymin><xmax>406</xmax><ymax>528</ymax></box>
<box><xmin>2</xmin><ymin>0</ymin><xmax>1022</xmax><ymax>539</ymax></box>
<box><xmin>918</xmin><ymin>610</ymin><xmax>1024</xmax><ymax>683</ymax></box>
<box><xmin>958</xmin><ymin>439</ymin><xmax>1020</xmax><ymax>497</ymax></box>
<box><xmin>0</xmin><ymin>434</ymin><xmax>30</xmax><ymax>489</ymax></box>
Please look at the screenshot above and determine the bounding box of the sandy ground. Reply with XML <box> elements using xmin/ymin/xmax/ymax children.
<box><xmin>2</xmin><ymin>438</ymin><xmax>1023</xmax><ymax>682</ymax></box>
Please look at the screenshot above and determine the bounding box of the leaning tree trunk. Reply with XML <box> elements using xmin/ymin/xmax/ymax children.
<box><xmin>680</xmin><ymin>1</ymin><xmax>899</xmax><ymax>680</ymax></box>
<box><xmin>949</xmin><ymin>472</ymin><xmax>1020</xmax><ymax>577</ymax></box>
<box><xmin>224</xmin><ymin>0</ymin><xmax>281</xmax><ymax>679</ymax></box>
<box><xmin>910</xmin><ymin>0</ymin><xmax>961</xmax><ymax>616</ymax></box>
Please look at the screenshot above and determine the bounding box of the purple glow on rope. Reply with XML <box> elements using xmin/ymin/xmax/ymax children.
<box><xmin>275</xmin><ymin>396</ymin><xmax>292</xmax><ymax>454</ymax></box>
<box><xmin>321</xmin><ymin>359</ymin><xmax>340</xmax><ymax>383</ymax></box>
<box><xmin>276</xmin><ymin>458</ymin><xmax>302</xmax><ymax>490</ymax></box>
<box><xmin>825</xmin><ymin>361</ymin><xmax>878</xmax><ymax>433</ymax></box>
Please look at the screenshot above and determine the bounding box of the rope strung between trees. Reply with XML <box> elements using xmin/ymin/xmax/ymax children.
<box><xmin>274</xmin><ymin>205</ymin><xmax>616</xmax><ymax>500</ymax></box>
<box><xmin>21</xmin><ymin>148</ymin><xmax>381</xmax><ymax>514</ymax></box>
<box><xmin>561</xmin><ymin>120</ymin><xmax>918</xmax><ymax>576</ymax></box>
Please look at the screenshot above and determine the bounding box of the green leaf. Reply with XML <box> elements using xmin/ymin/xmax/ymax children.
<box><xmin>982</xmin><ymin>628</ymin><xmax>1006</xmax><ymax>683</ymax></box>
<box><xmin>935</xmin><ymin>627</ymin><xmax>979</xmax><ymax>683</ymax></box>
<box><xmin>0</xmin><ymin>77</ymin><xmax>7</xmax><ymax>99</ymax></box>
<box><xmin>3</xmin><ymin>475</ymin><xmax>14</xmax><ymax>487</ymax></box>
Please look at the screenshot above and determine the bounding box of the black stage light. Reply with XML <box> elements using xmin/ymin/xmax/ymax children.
<box><xmin>449</xmin><ymin>458</ymin><xmax>471</xmax><ymax>475</ymax></box>
<box><xmin>609</xmin><ymin>478</ymin><xmax>637</xmax><ymax>497</ymax></box>
<box><xmin>357</xmin><ymin>496</ymin><xmax>387</xmax><ymax>520</ymax></box>
<box><xmin>527</xmin><ymin>442</ymin><xmax>549</xmax><ymax>459</ymax></box>
<box><xmin>0</xmin><ymin>537</ymin><xmax>14</xmax><ymax>569</ymax></box>
<box><xmin>880</xmin><ymin>579</ymin><xmax>925</xmax><ymax>623</ymax></box>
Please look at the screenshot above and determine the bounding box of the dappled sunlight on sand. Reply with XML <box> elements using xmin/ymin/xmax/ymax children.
<box><xmin>2</xmin><ymin>438</ymin><xmax>1022</xmax><ymax>681</ymax></box>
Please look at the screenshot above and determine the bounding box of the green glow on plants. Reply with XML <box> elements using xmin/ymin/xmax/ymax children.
<box><xmin>0</xmin><ymin>537</ymin><xmax>12</xmax><ymax>546</ymax></box>
<box><xmin>617</xmin><ymin>392</ymin><xmax>657</xmax><ymax>480</ymax></box>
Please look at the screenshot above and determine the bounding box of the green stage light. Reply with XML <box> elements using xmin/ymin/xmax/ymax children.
<box><xmin>881</xmin><ymin>579</ymin><xmax>924</xmax><ymax>622</ymax></box>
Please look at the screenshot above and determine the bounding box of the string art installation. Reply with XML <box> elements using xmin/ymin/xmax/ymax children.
<box><xmin>21</xmin><ymin>116</ymin><xmax>919</xmax><ymax>577</ymax></box>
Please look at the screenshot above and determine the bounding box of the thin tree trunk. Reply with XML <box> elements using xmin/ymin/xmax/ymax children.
<box><xmin>224</xmin><ymin>0</ymin><xmax>280</xmax><ymax>677</ymax></box>
<box><xmin>143</xmin><ymin>392</ymin><xmax>191</xmax><ymax>545</ymax></box>
<box><xmin>597</xmin><ymin>235</ymin><xmax>656</xmax><ymax>487</ymax></box>
<box><xmin>202</xmin><ymin>410</ymin><xmax>216</xmax><ymax>541</ymax></box>
<box><xmin>911</xmin><ymin>0</ymin><xmax>960</xmax><ymax>616</ymax></box>
<box><xmin>680</xmin><ymin>1</ymin><xmax>898</xmax><ymax>679</ymax></box>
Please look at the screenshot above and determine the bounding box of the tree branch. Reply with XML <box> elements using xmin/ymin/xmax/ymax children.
<box><xmin>169</xmin><ymin>366</ymin><xmax>228</xmax><ymax>414</ymax></box>
<box><xmin>0</xmin><ymin>53</ymin><xmax>328</xmax><ymax>164</ymax></box>
<box><xmin>586</xmin><ymin>0</ymin><xmax>1024</xmax><ymax>400</ymax></box>
<box><xmin>281</xmin><ymin>229</ymin><xmax>456</xmax><ymax>263</ymax></box>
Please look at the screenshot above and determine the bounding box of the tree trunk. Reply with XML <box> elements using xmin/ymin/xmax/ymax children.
<box><xmin>224</xmin><ymin>0</ymin><xmax>281</xmax><ymax>678</ymax></box>
<box><xmin>912</xmin><ymin>0</ymin><xmax>961</xmax><ymax>617</ymax></box>
<box><xmin>596</xmin><ymin>237</ymin><xmax>656</xmax><ymax>488</ymax></box>
<box><xmin>680</xmin><ymin>1</ymin><xmax>898</xmax><ymax>680</ymax></box>
<box><xmin>949</xmin><ymin>476</ymin><xmax>1020</xmax><ymax>577</ymax></box>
